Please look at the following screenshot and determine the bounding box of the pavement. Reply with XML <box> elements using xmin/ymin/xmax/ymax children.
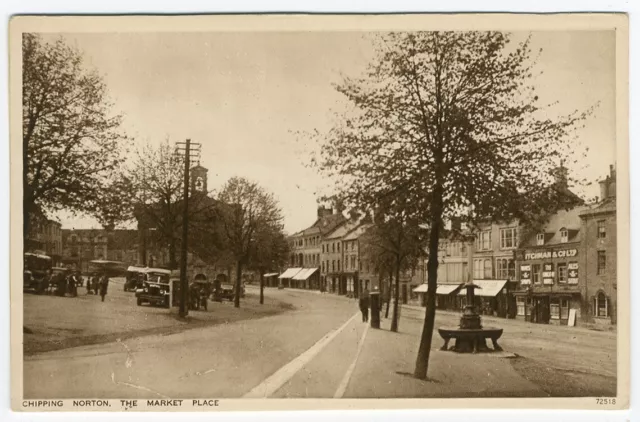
<box><xmin>23</xmin><ymin>286</ymin><xmax>617</xmax><ymax>399</ymax></box>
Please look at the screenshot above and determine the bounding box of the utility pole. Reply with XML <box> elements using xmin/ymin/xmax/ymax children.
<box><xmin>175</xmin><ymin>139</ymin><xmax>201</xmax><ymax>318</ymax></box>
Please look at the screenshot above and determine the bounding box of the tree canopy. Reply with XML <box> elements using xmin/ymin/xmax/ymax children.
<box><xmin>313</xmin><ymin>31</ymin><xmax>594</xmax><ymax>379</ymax></box>
<box><xmin>22</xmin><ymin>34</ymin><xmax>128</xmax><ymax>238</ymax></box>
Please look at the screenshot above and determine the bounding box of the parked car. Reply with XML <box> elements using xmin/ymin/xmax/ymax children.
<box><xmin>216</xmin><ymin>283</ymin><xmax>235</xmax><ymax>302</ymax></box>
<box><xmin>135</xmin><ymin>268</ymin><xmax>172</xmax><ymax>308</ymax></box>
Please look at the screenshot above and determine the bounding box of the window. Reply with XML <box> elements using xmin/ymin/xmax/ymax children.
<box><xmin>500</xmin><ymin>228</ymin><xmax>517</xmax><ymax>249</ymax></box>
<box><xmin>536</xmin><ymin>233</ymin><xmax>545</xmax><ymax>246</ymax></box>
<box><xmin>475</xmin><ymin>231</ymin><xmax>492</xmax><ymax>251</ymax></box>
<box><xmin>532</xmin><ymin>264</ymin><xmax>541</xmax><ymax>284</ymax></box>
<box><xmin>597</xmin><ymin>250</ymin><xmax>606</xmax><ymax>275</ymax></box>
<box><xmin>597</xmin><ymin>220</ymin><xmax>606</xmax><ymax>238</ymax></box>
<box><xmin>332</xmin><ymin>243</ymin><xmax>335</xmax><ymax>253</ymax></box>
<box><xmin>483</xmin><ymin>259</ymin><xmax>492</xmax><ymax>279</ymax></box>
<box><xmin>322</xmin><ymin>244</ymin><xmax>325</xmax><ymax>253</ymax></box>
<box><xmin>337</xmin><ymin>243</ymin><xmax>340</xmax><ymax>252</ymax></box>
<box><xmin>560</xmin><ymin>298</ymin><xmax>570</xmax><ymax>320</ymax></box>
<box><xmin>351</xmin><ymin>256</ymin><xmax>356</xmax><ymax>270</ymax></box>
<box><xmin>516</xmin><ymin>297</ymin><xmax>526</xmax><ymax>316</ymax></box>
<box><xmin>332</xmin><ymin>260</ymin><xmax>335</xmax><ymax>272</ymax></box>
<box><xmin>550</xmin><ymin>298</ymin><xmax>560</xmax><ymax>320</ymax></box>
<box><xmin>473</xmin><ymin>259</ymin><xmax>484</xmax><ymax>279</ymax></box>
<box><xmin>359</xmin><ymin>261</ymin><xmax>362</xmax><ymax>271</ymax></box>
<box><xmin>337</xmin><ymin>260</ymin><xmax>341</xmax><ymax>271</ymax></box>
<box><xmin>560</xmin><ymin>229</ymin><xmax>568</xmax><ymax>243</ymax></box>
<box><xmin>557</xmin><ymin>263</ymin><xmax>567</xmax><ymax>283</ymax></box>
<box><xmin>594</xmin><ymin>292</ymin><xmax>608</xmax><ymax>317</ymax></box>
<box><xmin>460</xmin><ymin>244</ymin><xmax>467</xmax><ymax>254</ymax></box>
<box><xmin>322</xmin><ymin>261</ymin><xmax>325</xmax><ymax>272</ymax></box>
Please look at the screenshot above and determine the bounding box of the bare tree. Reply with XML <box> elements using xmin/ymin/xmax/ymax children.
<box><xmin>314</xmin><ymin>31</ymin><xmax>592</xmax><ymax>379</ymax></box>
<box><xmin>22</xmin><ymin>34</ymin><xmax>127</xmax><ymax>242</ymax></box>
<box><xmin>217</xmin><ymin>177</ymin><xmax>284</xmax><ymax>308</ymax></box>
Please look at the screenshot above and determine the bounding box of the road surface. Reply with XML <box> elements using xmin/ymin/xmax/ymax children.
<box><xmin>24</xmin><ymin>287</ymin><xmax>617</xmax><ymax>398</ymax></box>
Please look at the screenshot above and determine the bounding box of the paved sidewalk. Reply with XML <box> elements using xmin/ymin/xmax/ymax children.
<box><xmin>344</xmin><ymin>314</ymin><xmax>546</xmax><ymax>398</ymax></box>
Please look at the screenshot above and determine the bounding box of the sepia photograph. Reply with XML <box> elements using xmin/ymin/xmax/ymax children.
<box><xmin>9</xmin><ymin>13</ymin><xmax>629</xmax><ymax>411</ymax></box>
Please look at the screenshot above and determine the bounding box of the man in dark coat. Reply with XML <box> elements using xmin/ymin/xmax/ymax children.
<box><xmin>99</xmin><ymin>274</ymin><xmax>109</xmax><ymax>302</ymax></box>
<box><xmin>359</xmin><ymin>289</ymin><xmax>371</xmax><ymax>322</ymax></box>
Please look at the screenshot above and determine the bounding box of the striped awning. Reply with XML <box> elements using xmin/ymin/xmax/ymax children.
<box><xmin>292</xmin><ymin>268</ymin><xmax>318</xmax><ymax>281</ymax></box>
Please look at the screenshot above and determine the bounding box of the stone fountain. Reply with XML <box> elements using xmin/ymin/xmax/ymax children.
<box><xmin>437</xmin><ymin>281</ymin><xmax>504</xmax><ymax>353</ymax></box>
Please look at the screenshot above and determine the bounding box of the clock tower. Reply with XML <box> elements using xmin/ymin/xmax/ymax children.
<box><xmin>190</xmin><ymin>164</ymin><xmax>208</xmax><ymax>195</ymax></box>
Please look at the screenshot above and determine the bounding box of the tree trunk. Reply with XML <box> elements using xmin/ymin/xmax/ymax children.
<box><xmin>414</xmin><ymin>188</ymin><xmax>443</xmax><ymax>380</ymax></box>
<box><xmin>390</xmin><ymin>256</ymin><xmax>401</xmax><ymax>332</ymax></box>
<box><xmin>259</xmin><ymin>270</ymin><xmax>264</xmax><ymax>305</ymax></box>
<box><xmin>169</xmin><ymin>239</ymin><xmax>177</xmax><ymax>270</ymax></box>
<box><xmin>385</xmin><ymin>270</ymin><xmax>392</xmax><ymax>319</ymax></box>
<box><xmin>234</xmin><ymin>260</ymin><xmax>242</xmax><ymax>308</ymax></box>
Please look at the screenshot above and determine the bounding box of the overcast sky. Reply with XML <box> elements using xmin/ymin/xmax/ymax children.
<box><xmin>49</xmin><ymin>30</ymin><xmax>616</xmax><ymax>234</ymax></box>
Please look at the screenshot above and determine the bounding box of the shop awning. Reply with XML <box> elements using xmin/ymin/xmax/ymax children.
<box><xmin>436</xmin><ymin>284</ymin><xmax>463</xmax><ymax>295</ymax></box>
<box><xmin>278</xmin><ymin>268</ymin><xmax>303</xmax><ymax>279</ymax></box>
<box><xmin>412</xmin><ymin>283</ymin><xmax>462</xmax><ymax>295</ymax></box>
<box><xmin>263</xmin><ymin>273</ymin><xmax>279</xmax><ymax>277</ymax></box>
<box><xmin>292</xmin><ymin>268</ymin><xmax>318</xmax><ymax>281</ymax></box>
<box><xmin>458</xmin><ymin>279</ymin><xmax>508</xmax><ymax>297</ymax></box>
<box><xmin>413</xmin><ymin>284</ymin><xmax>428</xmax><ymax>293</ymax></box>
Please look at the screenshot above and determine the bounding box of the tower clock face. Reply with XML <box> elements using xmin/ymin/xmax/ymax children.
<box><xmin>195</xmin><ymin>177</ymin><xmax>204</xmax><ymax>191</ymax></box>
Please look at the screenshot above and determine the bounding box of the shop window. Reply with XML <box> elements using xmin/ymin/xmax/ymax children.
<box><xmin>531</xmin><ymin>264</ymin><xmax>541</xmax><ymax>284</ymax></box>
<box><xmin>560</xmin><ymin>298</ymin><xmax>570</xmax><ymax>320</ymax></box>
<box><xmin>594</xmin><ymin>292</ymin><xmax>608</xmax><ymax>318</ymax></box>
<box><xmin>483</xmin><ymin>259</ymin><xmax>492</xmax><ymax>279</ymax></box>
<box><xmin>516</xmin><ymin>297</ymin><xmax>526</xmax><ymax>316</ymax></box>
<box><xmin>550</xmin><ymin>299</ymin><xmax>560</xmax><ymax>320</ymax></box>
<box><xmin>500</xmin><ymin>227</ymin><xmax>517</xmax><ymax>249</ymax></box>
<box><xmin>597</xmin><ymin>220</ymin><xmax>606</xmax><ymax>238</ymax></box>
<box><xmin>597</xmin><ymin>250</ymin><xmax>606</xmax><ymax>275</ymax></box>
<box><xmin>536</xmin><ymin>233</ymin><xmax>545</xmax><ymax>246</ymax></box>
<box><xmin>560</xmin><ymin>229</ymin><xmax>568</xmax><ymax>243</ymax></box>
<box><xmin>557</xmin><ymin>263</ymin><xmax>567</xmax><ymax>283</ymax></box>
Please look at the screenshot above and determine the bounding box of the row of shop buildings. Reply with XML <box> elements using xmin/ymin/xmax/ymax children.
<box><xmin>278</xmin><ymin>164</ymin><xmax>618</xmax><ymax>327</ymax></box>
<box><xmin>420</xmin><ymin>164</ymin><xmax>618</xmax><ymax>326</ymax></box>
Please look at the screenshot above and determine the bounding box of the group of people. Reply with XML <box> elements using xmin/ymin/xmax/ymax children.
<box><xmin>51</xmin><ymin>271</ymin><xmax>80</xmax><ymax>297</ymax></box>
<box><xmin>86</xmin><ymin>274</ymin><xmax>110</xmax><ymax>302</ymax></box>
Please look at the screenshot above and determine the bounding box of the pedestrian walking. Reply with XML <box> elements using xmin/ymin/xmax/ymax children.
<box><xmin>99</xmin><ymin>274</ymin><xmax>109</xmax><ymax>302</ymax></box>
<box><xmin>359</xmin><ymin>289</ymin><xmax>370</xmax><ymax>323</ymax></box>
<box><xmin>86</xmin><ymin>273</ymin><xmax>93</xmax><ymax>295</ymax></box>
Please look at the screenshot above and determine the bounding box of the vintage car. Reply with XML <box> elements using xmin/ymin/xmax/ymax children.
<box><xmin>134</xmin><ymin>268</ymin><xmax>172</xmax><ymax>308</ymax></box>
<box><xmin>216</xmin><ymin>283</ymin><xmax>235</xmax><ymax>302</ymax></box>
<box><xmin>24</xmin><ymin>252</ymin><xmax>52</xmax><ymax>294</ymax></box>
<box><xmin>124</xmin><ymin>266</ymin><xmax>147</xmax><ymax>292</ymax></box>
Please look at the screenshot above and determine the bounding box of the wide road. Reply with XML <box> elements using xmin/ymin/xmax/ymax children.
<box><xmin>24</xmin><ymin>288</ymin><xmax>617</xmax><ymax>399</ymax></box>
<box><xmin>24</xmin><ymin>286</ymin><xmax>364</xmax><ymax>399</ymax></box>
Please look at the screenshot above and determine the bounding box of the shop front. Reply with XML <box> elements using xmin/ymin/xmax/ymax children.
<box><xmin>515</xmin><ymin>246</ymin><xmax>582</xmax><ymax>325</ymax></box>
<box><xmin>456</xmin><ymin>279</ymin><xmax>515</xmax><ymax>318</ymax></box>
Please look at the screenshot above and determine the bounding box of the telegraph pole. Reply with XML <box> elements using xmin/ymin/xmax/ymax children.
<box><xmin>175</xmin><ymin>139</ymin><xmax>201</xmax><ymax>318</ymax></box>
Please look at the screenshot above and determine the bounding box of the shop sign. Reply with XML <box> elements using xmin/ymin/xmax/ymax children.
<box><xmin>520</xmin><ymin>265</ymin><xmax>531</xmax><ymax>284</ymax></box>
<box><xmin>543</xmin><ymin>263</ymin><xmax>554</xmax><ymax>284</ymax></box>
<box><xmin>568</xmin><ymin>261</ymin><xmax>579</xmax><ymax>284</ymax></box>
<box><xmin>523</xmin><ymin>249</ymin><xmax>577</xmax><ymax>260</ymax></box>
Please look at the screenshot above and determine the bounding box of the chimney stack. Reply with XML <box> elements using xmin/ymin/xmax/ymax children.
<box><xmin>551</xmin><ymin>163</ymin><xmax>568</xmax><ymax>192</ymax></box>
<box><xmin>317</xmin><ymin>205</ymin><xmax>333</xmax><ymax>219</ymax></box>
